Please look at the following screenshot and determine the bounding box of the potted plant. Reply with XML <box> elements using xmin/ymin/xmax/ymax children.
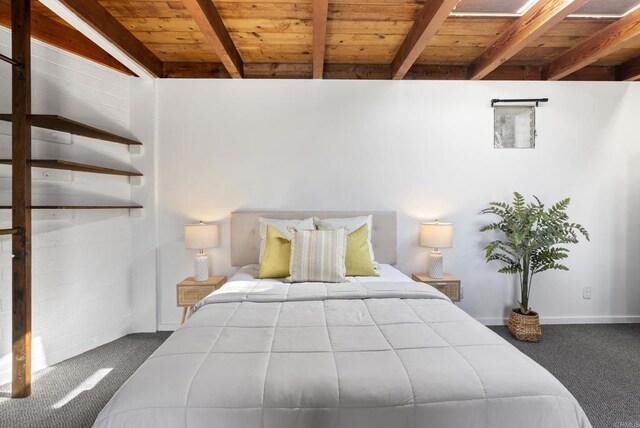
<box><xmin>480</xmin><ymin>192</ymin><xmax>589</xmax><ymax>342</ymax></box>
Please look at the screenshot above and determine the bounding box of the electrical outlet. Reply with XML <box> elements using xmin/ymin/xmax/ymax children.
<box><xmin>583</xmin><ymin>287</ymin><xmax>592</xmax><ymax>299</ymax></box>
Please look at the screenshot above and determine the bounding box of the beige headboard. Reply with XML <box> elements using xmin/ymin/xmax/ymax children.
<box><xmin>230</xmin><ymin>211</ymin><xmax>397</xmax><ymax>266</ymax></box>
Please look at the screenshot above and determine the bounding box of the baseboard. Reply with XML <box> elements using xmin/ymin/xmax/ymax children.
<box><xmin>478</xmin><ymin>315</ymin><xmax>640</xmax><ymax>326</ymax></box>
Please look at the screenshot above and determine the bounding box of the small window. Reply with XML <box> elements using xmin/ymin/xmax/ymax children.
<box><xmin>494</xmin><ymin>106</ymin><xmax>535</xmax><ymax>149</ymax></box>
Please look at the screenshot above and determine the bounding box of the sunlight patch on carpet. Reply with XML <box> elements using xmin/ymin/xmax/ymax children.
<box><xmin>52</xmin><ymin>368</ymin><xmax>112</xmax><ymax>409</ymax></box>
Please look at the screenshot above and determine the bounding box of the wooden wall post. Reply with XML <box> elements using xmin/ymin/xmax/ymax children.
<box><xmin>11</xmin><ymin>0</ymin><xmax>32</xmax><ymax>399</ymax></box>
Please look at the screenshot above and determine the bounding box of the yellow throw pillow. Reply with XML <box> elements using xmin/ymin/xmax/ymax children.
<box><xmin>345</xmin><ymin>224</ymin><xmax>378</xmax><ymax>277</ymax></box>
<box><xmin>257</xmin><ymin>225</ymin><xmax>291</xmax><ymax>278</ymax></box>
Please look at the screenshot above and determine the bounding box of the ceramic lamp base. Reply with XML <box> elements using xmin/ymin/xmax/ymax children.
<box><xmin>194</xmin><ymin>253</ymin><xmax>209</xmax><ymax>282</ymax></box>
<box><xmin>427</xmin><ymin>250</ymin><xmax>444</xmax><ymax>279</ymax></box>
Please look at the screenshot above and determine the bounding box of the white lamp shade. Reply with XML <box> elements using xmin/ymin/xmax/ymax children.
<box><xmin>420</xmin><ymin>222</ymin><xmax>453</xmax><ymax>249</ymax></box>
<box><xmin>185</xmin><ymin>222</ymin><xmax>219</xmax><ymax>250</ymax></box>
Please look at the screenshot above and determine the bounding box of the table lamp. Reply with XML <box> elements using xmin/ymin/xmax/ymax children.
<box><xmin>185</xmin><ymin>222</ymin><xmax>219</xmax><ymax>282</ymax></box>
<box><xmin>420</xmin><ymin>220</ymin><xmax>453</xmax><ymax>279</ymax></box>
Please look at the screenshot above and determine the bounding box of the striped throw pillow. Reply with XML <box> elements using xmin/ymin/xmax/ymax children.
<box><xmin>288</xmin><ymin>228</ymin><xmax>347</xmax><ymax>283</ymax></box>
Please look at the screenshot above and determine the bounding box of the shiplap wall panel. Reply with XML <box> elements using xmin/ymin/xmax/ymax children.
<box><xmin>0</xmin><ymin>27</ymin><xmax>135</xmax><ymax>385</ymax></box>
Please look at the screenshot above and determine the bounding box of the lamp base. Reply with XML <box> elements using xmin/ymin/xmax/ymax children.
<box><xmin>194</xmin><ymin>253</ymin><xmax>209</xmax><ymax>282</ymax></box>
<box><xmin>427</xmin><ymin>250</ymin><xmax>444</xmax><ymax>279</ymax></box>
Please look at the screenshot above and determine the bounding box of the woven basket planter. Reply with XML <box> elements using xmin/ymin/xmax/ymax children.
<box><xmin>508</xmin><ymin>309</ymin><xmax>541</xmax><ymax>342</ymax></box>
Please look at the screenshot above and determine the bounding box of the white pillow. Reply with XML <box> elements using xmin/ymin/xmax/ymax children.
<box><xmin>314</xmin><ymin>215</ymin><xmax>376</xmax><ymax>264</ymax></box>
<box><xmin>258</xmin><ymin>217</ymin><xmax>315</xmax><ymax>263</ymax></box>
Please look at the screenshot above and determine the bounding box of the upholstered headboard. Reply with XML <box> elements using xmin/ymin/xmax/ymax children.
<box><xmin>230</xmin><ymin>211</ymin><xmax>397</xmax><ymax>266</ymax></box>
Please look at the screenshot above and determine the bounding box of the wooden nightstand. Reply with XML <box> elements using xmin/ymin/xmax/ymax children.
<box><xmin>412</xmin><ymin>273</ymin><xmax>461</xmax><ymax>302</ymax></box>
<box><xmin>177</xmin><ymin>276</ymin><xmax>227</xmax><ymax>324</ymax></box>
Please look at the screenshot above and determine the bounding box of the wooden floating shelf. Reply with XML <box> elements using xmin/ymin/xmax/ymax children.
<box><xmin>0</xmin><ymin>205</ymin><xmax>143</xmax><ymax>210</ymax></box>
<box><xmin>0</xmin><ymin>159</ymin><xmax>142</xmax><ymax>177</ymax></box>
<box><xmin>0</xmin><ymin>114</ymin><xmax>142</xmax><ymax>146</ymax></box>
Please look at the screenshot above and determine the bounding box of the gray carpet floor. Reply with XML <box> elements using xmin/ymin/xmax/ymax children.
<box><xmin>1</xmin><ymin>325</ymin><xmax>638</xmax><ymax>428</ymax></box>
<box><xmin>490</xmin><ymin>324</ymin><xmax>640</xmax><ymax>428</ymax></box>
<box><xmin>0</xmin><ymin>332</ymin><xmax>171</xmax><ymax>428</ymax></box>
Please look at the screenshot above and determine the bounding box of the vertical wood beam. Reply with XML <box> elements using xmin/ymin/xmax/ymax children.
<box><xmin>468</xmin><ymin>0</ymin><xmax>589</xmax><ymax>80</ymax></box>
<box><xmin>11</xmin><ymin>0</ymin><xmax>32</xmax><ymax>399</ymax></box>
<box><xmin>390</xmin><ymin>0</ymin><xmax>460</xmax><ymax>80</ymax></box>
<box><xmin>312</xmin><ymin>0</ymin><xmax>329</xmax><ymax>79</ymax></box>
<box><xmin>544</xmin><ymin>6</ymin><xmax>640</xmax><ymax>80</ymax></box>
<box><xmin>182</xmin><ymin>0</ymin><xmax>243</xmax><ymax>78</ymax></box>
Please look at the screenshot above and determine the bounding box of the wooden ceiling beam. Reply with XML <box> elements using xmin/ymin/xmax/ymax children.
<box><xmin>562</xmin><ymin>65</ymin><xmax>617</xmax><ymax>81</ymax></box>
<box><xmin>0</xmin><ymin>1</ymin><xmax>133</xmax><ymax>75</ymax></box>
<box><xmin>390</xmin><ymin>0</ymin><xmax>460</xmax><ymax>80</ymax></box>
<box><xmin>544</xmin><ymin>6</ymin><xmax>640</xmax><ymax>80</ymax></box>
<box><xmin>164</xmin><ymin>62</ymin><xmax>231</xmax><ymax>79</ymax></box>
<box><xmin>468</xmin><ymin>0</ymin><xmax>589</xmax><ymax>80</ymax></box>
<box><xmin>312</xmin><ymin>0</ymin><xmax>329</xmax><ymax>79</ymax></box>
<box><xmin>162</xmin><ymin>62</ymin><xmax>617</xmax><ymax>81</ymax></box>
<box><xmin>182</xmin><ymin>0</ymin><xmax>243</xmax><ymax>78</ymax></box>
<box><xmin>54</xmin><ymin>0</ymin><xmax>162</xmax><ymax>77</ymax></box>
<box><xmin>617</xmin><ymin>55</ymin><xmax>640</xmax><ymax>81</ymax></box>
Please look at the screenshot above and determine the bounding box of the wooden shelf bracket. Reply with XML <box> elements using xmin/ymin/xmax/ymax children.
<box><xmin>0</xmin><ymin>52</ymin><xmax>19</xmax><ymax>66</ymax></box>
<box><xmin>0</xmin><ymin>227</ymin><xmax>21</xmax><ymax>235</ymax></box>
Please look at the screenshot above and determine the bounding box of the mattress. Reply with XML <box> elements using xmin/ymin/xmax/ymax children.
<box><xmin>229</xmin><ymin>263</ymin><xmax>414</xmax><ymax>284</ymax></box>
<box><xmin>94</xmin><ymin>265</ymin><xmax>591</xmax><ymax>428</ymax></box>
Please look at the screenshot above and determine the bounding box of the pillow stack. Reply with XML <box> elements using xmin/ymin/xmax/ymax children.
<box><xmin>257</xmin><ymin>215</ymin><xmax>378</xmax><ymax>282</ymax></box>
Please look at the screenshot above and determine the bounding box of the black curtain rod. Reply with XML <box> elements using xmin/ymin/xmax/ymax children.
<box><xmin>491</xmin><ymin>98</ymin><xmax>549</xmax><ymax>107</ymax></box>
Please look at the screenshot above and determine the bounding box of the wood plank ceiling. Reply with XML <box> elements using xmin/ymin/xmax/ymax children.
<box><xmin>1</xmin><ymin>0</ymin><xmax>639</xmax><ymax>80</ymax></box>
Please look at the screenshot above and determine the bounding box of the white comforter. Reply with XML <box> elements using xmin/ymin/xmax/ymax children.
<box><xmin>94</xmin><ymin>280</ymin><xmax>591</xmax><ymax>428</ymax></box>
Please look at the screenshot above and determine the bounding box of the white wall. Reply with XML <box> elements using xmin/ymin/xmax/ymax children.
<box><xmin>129</xmin><ymin>79</ymin><xmax>159</xmax><ymax>332</ymax></box>
<box><xmin>3</xmin><ymin>27</ymin><xmax>636</xmax><ymax>371</ymax></box>
<box><xmin>154</xmin><ymin>79</ymin><xmax>640</xmax><ymax>329</ymax></box>
<box><xmin>0</xmin><ymin>28</ymin><xmax>149</xmax><ymax>385</ymax></box>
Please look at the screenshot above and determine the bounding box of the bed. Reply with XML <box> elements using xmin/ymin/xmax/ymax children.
<box><xmin>93</xmin><ymin>211</ymin><xmax>591</xmax><ymax>428</ymax></box>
